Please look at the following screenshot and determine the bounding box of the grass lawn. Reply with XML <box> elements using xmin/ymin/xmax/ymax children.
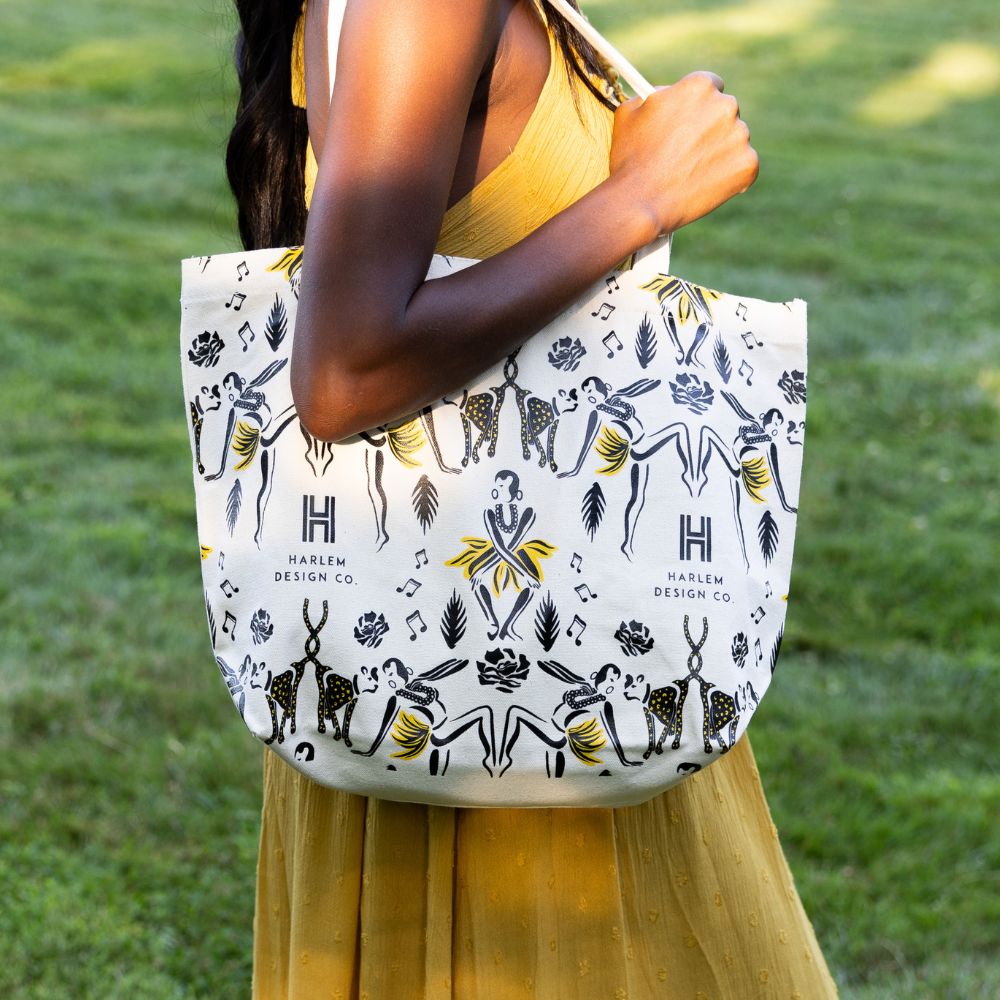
<box><xmin>1</xmin><ymin>0</ymin><xmax>997</xmax><ymax>996</ymax></box>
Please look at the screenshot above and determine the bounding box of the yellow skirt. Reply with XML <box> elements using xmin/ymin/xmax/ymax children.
<box><xmin>251</xmin><ymin>734</ymin><xmax>839</xmax><ymax>998</ymax></box>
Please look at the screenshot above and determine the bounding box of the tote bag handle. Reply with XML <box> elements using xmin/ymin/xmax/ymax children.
<box><xmin>324</xmin><ymin>0</ymin><xmax>672</xmax><ymax>271</ymax></box>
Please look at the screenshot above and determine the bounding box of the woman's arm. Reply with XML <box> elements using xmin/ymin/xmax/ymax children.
<box><xmin>292</xmin><ymin>0</ymin><xmax>757</xmax><ymax>442</ymax></box>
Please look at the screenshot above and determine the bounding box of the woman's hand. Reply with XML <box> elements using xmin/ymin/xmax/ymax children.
<box><xmin>608</xmin><ymin>71</ymin><xmax>759</xmax><ymax>236</ymax></box>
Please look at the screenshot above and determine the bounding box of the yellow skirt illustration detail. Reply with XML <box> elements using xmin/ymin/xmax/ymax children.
<box><xmin>446</xmin><ymin>536</ymin><xmax>556</xmax><ymax>597</ymax></box>
<box><xmin>390</xmin><ymin>710</ymin><xmax>432</xmax><ymax>760</ymax></box>
<box><xmin>566</xmin><ymin>716</ymin><xmax>606</xmax><ymax>765</ymax></box>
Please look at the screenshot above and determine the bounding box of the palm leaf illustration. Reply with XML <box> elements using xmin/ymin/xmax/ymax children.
<box><xmin>264</xmin><ymin>294</ymin><xmax>287</xmax><ymax>351</ymax></box>
<box><xmin>634</xmin><ymin>313</ymin><xmax>658</xmax><ymax>369</ymax></box>
<box><xmin>411</xmin><ymin>474</ymin><xmax>438</xmax><ymax>533</ymax></box>
<box><xmin>770</xmin><ymin>625</ymin><xmax>784</xmax><ymax>675</ymax></box>
<box><xmin>440</xmin><ymin>589</ymin><xmax>467</xmax><ymax>649</ymax></box>
<box><xmin>226</xmin><ymin>478</ymin><xmax>243</xmax><ymax>536</ymax></box>
<box><xmin>581</xmin><ymin>482</ymin><xmax>606</xmax><ymax>540</ymax></box>
<box><xmin>534</xmin><ymin>591</ymin><xmax>561</xmax><ymax>651</ymax></box>
<box><xmin>757</xmin><ymin>509</ymin><xmax>779</xmax><ymax>564</ymax></box>
<box><xmin>713</xmin><ymin>334</ymin><xmax>732</xmax><ymax>384</ymax></box>
<box><xmin>204</xmin><ymin>590</ymin><xmax>217</xmax><ymax>646</ymax></box>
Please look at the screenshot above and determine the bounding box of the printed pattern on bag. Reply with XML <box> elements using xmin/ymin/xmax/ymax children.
<box><xmin>180</xmin><ymin>245</ymin><xmax>807</xmax><ymax>808</ymax></box>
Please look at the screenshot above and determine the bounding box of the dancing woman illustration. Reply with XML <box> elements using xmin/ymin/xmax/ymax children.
<box><xmin>719</xmin><ymin>390</ymin><xmax>800</xmax><ymax>513</ymax></box>
<box><xmin>445</xmin><ymin>470</ymin><xmax>555</xmax><ymax>640</ymax></box>
<box><xmin>497</xmin><ymin>660</ymin><xmax>644</xmax><ymax>777</ymax></box>
<box><xmin>201</xmin><ymin>357</ymin><xmax>298</xmax><ymax>545</ymax></box>
<box><xmin>557</xmin><ymin>375</ymin><xmax>702</xmax><ymax>557</ymax></box>
<box><xmin>348</xmin><ymin>656</ymin><xmax>496</xmax><ymax>777</ymax></box>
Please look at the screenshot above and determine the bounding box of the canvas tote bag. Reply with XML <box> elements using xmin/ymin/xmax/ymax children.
<box><xmin>179</xmin><ymin>0</ymin><xmax>808</xmax><ymax>808</ymax></box>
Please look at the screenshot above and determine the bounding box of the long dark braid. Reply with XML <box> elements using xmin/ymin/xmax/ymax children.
<box><xmin>225</xmin><ymin>0</ymin><xmax>624</xmax><ymax>251</ymax></box>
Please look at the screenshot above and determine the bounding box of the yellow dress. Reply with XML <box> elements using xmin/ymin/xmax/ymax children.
<box><xmin>252</xmin><ymin>5</ymin><xmax>840</xmax><ymax>997</ymax></box>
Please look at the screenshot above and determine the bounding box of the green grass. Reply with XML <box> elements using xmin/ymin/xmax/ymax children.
<box><xmin>1</xmin><ymin>0</ymin><xmax>998</xmax><ymax>996</ymax></box>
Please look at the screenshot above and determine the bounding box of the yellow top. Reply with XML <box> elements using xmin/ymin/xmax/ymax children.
<box><xmin>250</xmin><ymin>6</ymin><xmax>840</xmax><ymax>998</ymax></box>
<box><xmin>291</xmin><ymin>0</ymin><xmax>616</xmax><ymax>257</ymax></box>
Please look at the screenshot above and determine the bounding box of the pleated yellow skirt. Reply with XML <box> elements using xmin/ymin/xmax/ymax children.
<box><xmin>254</xmin><ymin>6</ymin><xmax>840</xmax><ymax>996</ymax></box>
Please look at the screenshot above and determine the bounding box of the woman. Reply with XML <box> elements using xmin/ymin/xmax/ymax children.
<box><xmin>226</xmin><ymin>1</ymin><xmax>839</xmax><ymax>995</ymax></box>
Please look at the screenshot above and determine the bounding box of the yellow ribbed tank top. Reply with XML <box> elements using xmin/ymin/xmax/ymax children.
<box><xmin>251</xmin><ymin>5</ymin><xmax>839</xmax><ymax>997</ymax></box>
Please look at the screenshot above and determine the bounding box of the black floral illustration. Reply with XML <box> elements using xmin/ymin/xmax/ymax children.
<box><xmin>731</xmin><ymin>632</ymin><xmax>749</xmax><ymax>669</ymax></box>
<box><xmin>547</xmin><ymin>336</ymin><xmax>586</xmax><ymax>372</ymax></box>
<box><xmin>476</xmin><ymin>648</ymin><xmax>530</xmax><ymax>693</ymax></box>
<box><xmin>614</xmin><ymin>619</ymin><xmax>654</xmax><ymax>656</ymax></box>
<box><xmin>778</xmin><ymin>369</ymin><xmax>807</xmax><ymax>404</ymax></box>
<box><xmin>188</xmin><ymin>330</ymin><xmax>225</xmax><ymax>368</ymax></box>
<box><xmin>353</xmin><ymin>611</ymin><xmax>389</xmax><ymax>648</ymax></box>
<box><xmin>250</xmin><ymin>608</ymin><xmax>274</xmax><ymax>645</ymax></box>
<box><xmin>668</xmin><ymin>372</ymin><xmax>715</xmax><ymax>414</ymax></box>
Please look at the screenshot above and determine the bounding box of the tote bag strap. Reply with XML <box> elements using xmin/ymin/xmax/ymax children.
<box><xmin>324</xmin><ymin>0</ymin><xmax>672</xmax><ymax>273</ymax></box>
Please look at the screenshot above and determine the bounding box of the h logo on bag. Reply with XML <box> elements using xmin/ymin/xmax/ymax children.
<box><xmin>679</xmin><ymin>514</ymin><xmax>712</xmax><ymax>562</ymax></box>
<box><xmin>302</xmin><ymin>494</ymin><xmax>336</xmax><ymax>543</ymax></box>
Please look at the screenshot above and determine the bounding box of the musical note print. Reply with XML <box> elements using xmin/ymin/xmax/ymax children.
<box><xmin>739</xmin><ymin>359</ymin><xmax>754</xmax><ymax>386</ymax></box>
<box><xmin>574</xmin><ymin>582</ymin><xmax>597</xmax><ymax>603</ymax></box>
<box><xmin>406</xmin><ymin>610</ymin><xmax>428</xmax><ymax>641</ymax></box>
<box><xmin>602</xmin><ymin>331</ymin><xmax>623</xmax><ymax>358</ymax></box>
<box><xmin>217</xmin><ymin>550</ymin><xmax>225</xmax><ymax>570</ymax></box>
<box><xmin>605</xmin><ymin>275</ymin><xmax>620</xmax><ymax>294</ymax></box>
<box><xmin>736</xmin><ymin>302</ymin><xmax>748</xmax><ymax>321</ymax></box>
<box><xmin>764</xmin><ymin>579</ymin><xmax>772</xmax><ymax>598</ymax></box>
<box><xmin>222</xmin><ymin>610</ymin><xmax>237</xmax><ymax>638</ymax></box>
<box><xmin>591</xmin><ymin>302</ymin><xmax>615</xmax><ymax>321</ymax></box>
<box><xmin>570</xmin><ymin>552</ymin><xmax>583</xmax><ymax>574</ymax></box>
<box><xmin>754</xmin><ymin>637</ymin><xmax>763</xmax><ymax>666</ymax></box>
<box><xmin>226</xmin><ymin>292</ymin><xmax>247</xmax><ymax>311</ymax></box>
<box><xmin>741</xmin><ymin>330</ymin><xmax>763</xmax><ymax>350</ymax></box>
<box><xmin>395</xmin><ymin>577</ymin><xmax>422</xmax><ymax>597</ymax></box>
<box><xmin>198</xmin><ymin>256</ymin><xmax>212</xmax><ymax>273</ymax></box>
<box><xmin>566</xmin><ymin>614</ymin><xmax>587</xmax><ymax>646</ymax></box>
<box><xmin>220</xmin><ymin>579</ymin><xmax>240</xmax><ymax>598</ymax></box>
<box><xmin>750</xmin><ymin>605</ymin><xmax>766</xmax><ymax>625</ymax></box>
<box><xmin>236</xmin><ymin>260</ymin><xmax>250</xmax><ymax>281</ymax></box>
<box><xmin>237</xmin><ymin>321</ymin><xmax>255</xmax><ymax>351</ymax></box>
<box><xmin>415</xmin><ymin>548</ymin><xmax>429</xmax><ymax>569</ymax></box>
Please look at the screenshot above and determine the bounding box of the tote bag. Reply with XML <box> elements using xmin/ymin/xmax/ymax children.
<box><xmin>179</xmin><ymin>0</ymin><xmax>808</xmax><ymax>808</ymax></box>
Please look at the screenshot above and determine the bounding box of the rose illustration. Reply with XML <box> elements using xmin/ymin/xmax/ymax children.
<box><xmin>353</xmin><ymin>611</ymin><xmax>389</xmax><ymax>648</ymax></box>
<box><xmin>668</xmin><ymin>372</ymin><xmax>715</xmax><ymax>414</ymax></box>
<box><xmin>476</xmin><ymin>647</ymin><xmax>530</xmax><ymax>693</ymax></box>
<box><xmin>778</xmin><ymin>369</ymin><xmax>807</xmax><ymax>404</ymax></box>
<box><xmin>250</xmin><ymin>609</ymin><xmax>274</xmax><ymax>645</ymax></box>
<box><xmin>614</xmin><ymin>619</ymin><xmax>654</xmax><ymax>657</ymax></box>
<box><xmin>547</xmin><ymin>336</ymin><xmax>587</xmax><ymax>372</ymax></box>
<box><xmin>188</xmin><ymin>330</ymin><xmax>225</xmax><ymax>368</ymax></box>
<box><xmin>731</xmin><ymin>632</ymin><xmax>749</xmax><ymax>669</ymax></box>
